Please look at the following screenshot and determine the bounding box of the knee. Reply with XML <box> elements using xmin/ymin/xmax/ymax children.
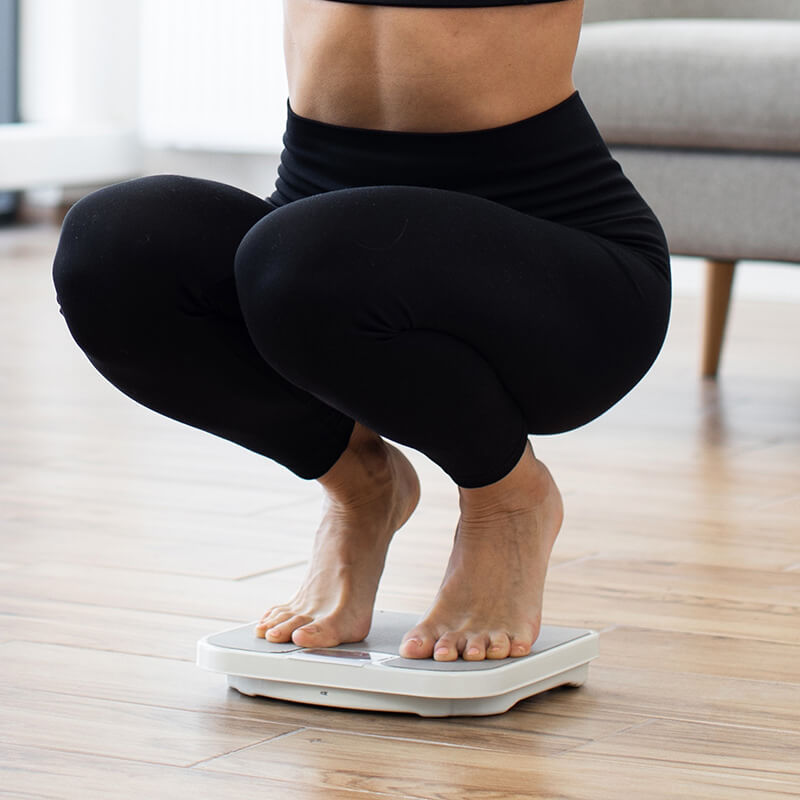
<box><xmin>233</xmin><ymin>191</ymin><xmax>395</xmax><ymax>319</ymax></box>
<box><xmin>234</xmin><ymin>198</ymin><xmax>333</xmax><ymax>291</ymax></box>
<box><xmin>234</xmin><ymin>223</ymin><xmax>309</xmax><ymax>382</ymax></box>
<box><xmin>52</xmin><ymin>175</ymin><xmax>190</xmax><ymax>355</ymax></box>
<box><xmin>52</xmin><ymin>183</ymin><xmax>125</xmax><ymax>355</ymax></box>
<box><xmin>53</xmin><ymin>185</ymin><xmax>108</xmax><ymax>309</ymax></box>
<box><xmin>53</xmin><ymin>175</ymin><xmax>189</xmax><ymax>303</ymax></box>
<box><xmin>237</xmin><ymin>208</ymin><xmax>393</xmax><ymax>396</ymax></box>
<box><xmin>233</xmin><ymin>202</ymin><xmax>349</xmax><ymax>347</ymax></box>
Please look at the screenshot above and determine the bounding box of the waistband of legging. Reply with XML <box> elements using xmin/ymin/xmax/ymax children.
<box><xmin>268</xmin><ymin>89</ymin><xmax>604</xmax><ymax>210</ymax></box>
<box><xmin>285</xmin><ymin>88</ymin><xmax>587</xmax><ymax>148</ymax></box>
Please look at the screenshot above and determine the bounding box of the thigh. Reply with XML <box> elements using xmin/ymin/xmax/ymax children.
<box><xmin>239</xmin><ymin>183</ymin><xmax>671</xmax><ymax>433</ymax></box>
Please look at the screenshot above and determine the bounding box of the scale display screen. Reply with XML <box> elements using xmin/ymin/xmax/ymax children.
<box><xmin>302</xmin><ymin>648</ymin><xmax>373</xmax><ymax>660</ymax></box>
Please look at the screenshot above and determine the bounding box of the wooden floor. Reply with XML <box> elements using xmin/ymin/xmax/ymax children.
<box><xmin>1</xmin><ymin>218</ymin><xmax>798</xmax><ymax>799</ymax></box>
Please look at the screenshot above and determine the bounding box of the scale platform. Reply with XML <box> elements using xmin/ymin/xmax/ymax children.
<box><xmin>197</xmin><ymin>611</ymin><xmax>599</xmax><ymax>717</ymax></box>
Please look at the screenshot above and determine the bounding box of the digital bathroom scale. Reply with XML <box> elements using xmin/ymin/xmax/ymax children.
<box><xmin>197</xmin><ymin>610</ymin><xmax>599</xmax><ymax>717</ymax></box>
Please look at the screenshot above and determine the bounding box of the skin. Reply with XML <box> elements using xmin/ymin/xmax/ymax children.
<box><xmin>255</xmin><ymin>0</ymin><xmax>579</xmax><ymax>660</ymax></box>
<box><xmin>283</xmin><ymin>0</ymin><xmax>584</xmax><ymax>132</ymax></box>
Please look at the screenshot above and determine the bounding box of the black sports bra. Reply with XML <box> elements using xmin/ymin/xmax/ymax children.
<box><xmin>323</xmin><ymin>1</ymin><xmax>570</xmax><ymax>6</ymax></box>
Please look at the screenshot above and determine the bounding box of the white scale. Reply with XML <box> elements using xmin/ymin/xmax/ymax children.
<box><xmin>197</xmin><ymin>610</ymin><xmax>599</xmax><ymax>717</ymax></box>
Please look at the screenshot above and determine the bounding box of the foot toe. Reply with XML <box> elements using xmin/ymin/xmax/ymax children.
<box><xmin>464</xmin><ymin>634</ymin><xmax>488</xmax><ymax>661</ymax></box>
<box><xmin>509</xmin><ymin>636</ymin><xmax>533</xmax><ymax>657</ymax></box>
<box><xmin>399</xmin><ymin>628</ymin><xmax>437</xmax><ymax>659</ymax></box>
<box><xmin>486</xmin><ymin>632</ymin><xmax>512</xmax><ymax>659</ymax></box>
<box><xmin>255</xmin><ymin>609</ymin><xmax>293</xmax><ymax>637</ymax></box>
<box><xmin>433</xmin><ymin>632</ymin><xmax>463</xmax><ymax>662</ymax></box>
<box><xmin>265</xmin><ymin>614</ymin><xmax>312</xmax><ymax>642</ymax></box>
<box><xmin>258</xmin><ymin>605</ymin><xmax>280</xmax><ymax>623</ymax></box>
<box><xmin>291</xmin><ymin>620</ymin><xmax>334</xmax><ymax>647</ymax></box>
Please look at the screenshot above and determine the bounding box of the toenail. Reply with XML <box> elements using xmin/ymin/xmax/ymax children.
<box><xmin>435</xmin><ymin>647</ymin><xmax>449</xmax><ymax>656</ymax></box>
<box><xmin>301</xmin><ymin>624</ymin><xmax>319</xmax><ymax>633</ymax></box>
<box><xmin>408</xmin><ymin>638</ymin><xmax>422</xmax><ymax>646</ymax></box>
<box><xmin>267</xmin><ymin>629</ymin><xmax>280</xmax><ymax>637</ymax></box>
<box><xmin>467</xmin><ymin>647</ymin><xmax>480</xmax><ymax>656</ymax></box>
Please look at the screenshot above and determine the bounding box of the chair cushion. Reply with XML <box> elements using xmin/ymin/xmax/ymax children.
<box><xmin>608</xmin><ymin>145</ymin><xmax>800</xmax><ymax>262</ymax></box>
<box><xmin>574</xmin><ymin>20</ymin><xmax>800</xmax><ymax>153</ymax></box>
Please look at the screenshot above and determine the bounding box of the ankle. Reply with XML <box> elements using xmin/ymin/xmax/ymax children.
<box><xmin>318</xmin><ymin>423</ymin><xmax>393</xmax><ymax>505</ymax></box>
<box><xmin>458</xmin><ymin>448</ymin><xmax>554</xmax><ymax>515</ymax></box>
<box><xmin>348</xmin><ymin>427</ymin><xmax>392</xmax><ymax>473</ymax></box>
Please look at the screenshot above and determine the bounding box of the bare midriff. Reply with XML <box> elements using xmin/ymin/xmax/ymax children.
<box><xmin>283</xmin><ymin>0</ymin><xmax>584</xmax><ymax>133</ymax></box>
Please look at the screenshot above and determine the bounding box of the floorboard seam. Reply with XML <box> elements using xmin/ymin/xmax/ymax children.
<box><xmin>234</xmin><ymin>559</ymin><xmax>309</xmax><ymax>581</ymax></box>
<box><xmin>554</xmin><ymin>717</ymin><xmax>657</xmax><ymax>756</ymax></box>
<box><xmin>187</xmin><ymin>727</ymin><xmax>307</xmax><ymax>768</ymax></box>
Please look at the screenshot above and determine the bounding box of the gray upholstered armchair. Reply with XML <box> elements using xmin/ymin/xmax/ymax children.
<box><xmin>575</xmin><ymin>0</ymin><xmax>800</xmax><ymax>376</ymax></box>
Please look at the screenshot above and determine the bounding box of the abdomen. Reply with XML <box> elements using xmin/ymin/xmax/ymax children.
<box><xmin>283</xmin><ymin>0</ymin><xmax>584</xmax><ymax>132</ymax></box>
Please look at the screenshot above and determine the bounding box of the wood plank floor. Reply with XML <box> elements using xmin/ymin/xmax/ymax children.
<box><xmin>1</xmin><ymin>219</ymin><xmax>798</xmax><ymax>799</ymax></box>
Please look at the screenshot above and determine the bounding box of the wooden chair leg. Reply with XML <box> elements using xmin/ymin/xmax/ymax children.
<box><xmin>701</xmin><ymin>259</ymin><xmax>737</xmax><ymax>378</ymax></box>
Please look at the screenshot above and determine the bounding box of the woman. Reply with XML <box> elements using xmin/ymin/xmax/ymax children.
<box><xmin>52</xmin><ymin>0</ymin><xmax>671</xmax><ymax>661</ymax></box>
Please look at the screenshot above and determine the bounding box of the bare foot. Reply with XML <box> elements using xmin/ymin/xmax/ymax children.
<box><xmin>255</xmin><ymin>422</ymin><xmax>420</xmax><ymax>647</ymax></box>
<box><xmin>399</xmin><ymin>440</ymin><xmax>563</xmax><ymax>661</ymax></box>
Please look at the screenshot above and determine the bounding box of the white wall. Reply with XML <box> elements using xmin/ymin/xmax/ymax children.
<box><xmin>138</xmin><ymin>0</ymin><xmax>287</xmax><ymax>153</ymax></box>
<box><xmin>671</xmin><ymin>257</ymin><xmax>800</xmax><ymax>302</ymax></box>
<box><xmin>20</xmin><ymin>0</ymin><xmax>287</xmax><ymax>150</ymax></box>
<box><xmin>20</xmin><ymin>0</ymin><xmax>140</xmax><ymax>126</ymax></box>
<box><xmin>0</xmin><ymin>0</ymin><xmax>142</xmax><ymax>194</ymax></box>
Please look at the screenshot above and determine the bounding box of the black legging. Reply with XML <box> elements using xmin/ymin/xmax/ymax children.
<box><xmin>52</xmin><ymin>91</ymin><xmax>671</xmax><ymax>488</ymax></box>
